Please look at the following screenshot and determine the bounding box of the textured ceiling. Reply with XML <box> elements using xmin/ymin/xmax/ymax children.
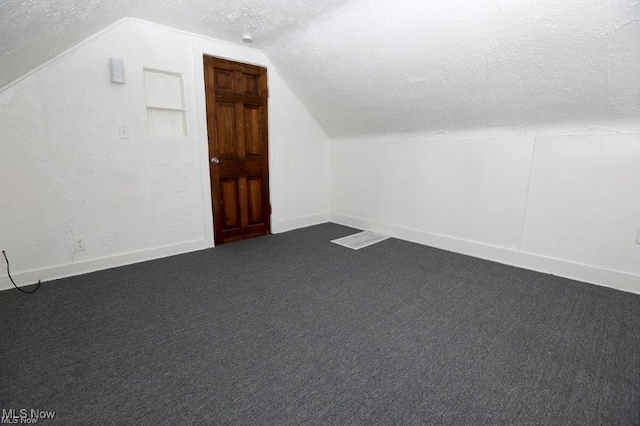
<box><xmin>265</xmin><ymin>0</ymin><xmax>640</xmax><ymax>135</ymax></box>
<box><xmin>0</xmin><ymin>0</ymin><xmax>352</xmax><ymax>89</ymax></box>
<box><xmin>1</xmin><ymin>0</ymin><xmax>639</xmax><ymax>136</ymax></box>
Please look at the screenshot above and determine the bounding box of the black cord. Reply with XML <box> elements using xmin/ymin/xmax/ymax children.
<box><xmin>2</xmin><ymin>250</ymin><xmax>41</xmax><ymax>294</ymax></box>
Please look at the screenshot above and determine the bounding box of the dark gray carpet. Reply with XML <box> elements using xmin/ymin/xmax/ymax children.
<box><xmin>1</xmin><ymin>223</ymin><xmax>639</xmax><ymax>424</ymax></box>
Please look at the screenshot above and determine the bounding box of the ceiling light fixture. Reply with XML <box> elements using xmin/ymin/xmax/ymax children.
<box><xmin>242</xmin><ymin>34</ymin><xmax>253</xmax><ymax>43</ymax></box>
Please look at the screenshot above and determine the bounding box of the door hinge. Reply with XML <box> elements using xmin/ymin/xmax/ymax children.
<box><xmin>269</xmin><ymin>204</ymin><xmax>272</xmax><ymax>214</ymax></box>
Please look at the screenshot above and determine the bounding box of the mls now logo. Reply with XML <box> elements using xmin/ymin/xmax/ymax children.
<box><xmin>1</xmin><ymin>409</ymin><xmax>56</xmax><ymax>424</ymax></box>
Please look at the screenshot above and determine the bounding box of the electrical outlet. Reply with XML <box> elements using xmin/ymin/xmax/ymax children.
<box><xmin>74</xmin><ymin>237</ymin><xmax>87</xmax><ymax>252</ymax></box>
<box><xmin>636</xmin><ymin>228</ymin><xmax>640</xmax><ymax>245</ymax></box>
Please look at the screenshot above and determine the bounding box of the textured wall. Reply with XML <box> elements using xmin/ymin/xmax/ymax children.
<box><xmin>0</xmin><ymin>19</ymin><xmax>330</xmax><ymax>289</ymax></box>
<box><xmin>1</xmin><ymin>20</ymin><xmax>203</xmax><ymax>279</ymax></box>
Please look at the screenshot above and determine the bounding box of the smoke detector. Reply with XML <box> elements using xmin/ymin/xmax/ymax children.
<box><xmin>242</xmin><ymin>34</ymin><xmax>253</xmax><ymax>43</ymax></box>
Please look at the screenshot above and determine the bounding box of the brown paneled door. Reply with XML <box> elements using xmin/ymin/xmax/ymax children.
<box><xmin>203</xmin><ymin>56</ymin><xmax>270</xmax><ymax>244</ymax></box>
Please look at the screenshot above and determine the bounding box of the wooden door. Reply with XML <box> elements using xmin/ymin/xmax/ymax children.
<box><xmin>203</xmin><ymin>56</ymin><xmax>270</xmax><ymax>244</ymax></box>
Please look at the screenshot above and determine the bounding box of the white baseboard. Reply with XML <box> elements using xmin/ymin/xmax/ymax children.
<box><xmin>0</xmin><ymin>213</ymin><xmax>330</xmax><ymax>292</ymax></box>
<box><xmin>5</xmin><ymin>216</ymin><xmax>636</xmax><ymax>295</ymax></box>
<box><xmin>272</xmin><ymin>213</ymin><xmax>330</xmax><ymax>234</ymax></box>
<box><xmin>331</xmin><ymin>213</ymin><xmax>640</xmax><ymax>295</ymax></box>
<box><xmin>0</xmin><ymin>239</ymin><xmax>212</xmax><ymax>292</ymax></box>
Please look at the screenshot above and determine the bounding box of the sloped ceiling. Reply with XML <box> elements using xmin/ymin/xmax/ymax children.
<box><xmin>0</xmin><ymin>0</ymin><xmax>352</xmax><ymax>89</ymax></box>
<box><xmin>1</xmin><ymin>0</ymin><xmax>639</xmax><ymax>136</ymax></box>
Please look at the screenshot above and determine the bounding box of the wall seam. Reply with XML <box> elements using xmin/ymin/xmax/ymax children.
<box><xmin>518</xmin><ymin>137</ymin><xmax>538</xmax><ymax>251</ymax></box>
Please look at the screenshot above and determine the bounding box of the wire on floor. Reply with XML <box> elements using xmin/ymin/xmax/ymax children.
<box><xmin>2</xmin><ymin>250</ymin><xmax>41</xmax><ymax>294</ymax></box>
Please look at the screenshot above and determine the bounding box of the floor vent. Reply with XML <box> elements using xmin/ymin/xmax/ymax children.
<box><xmin>331</xmin><ymin>231</ymin><xmax>389</xmax><ymax>250</ymax></box>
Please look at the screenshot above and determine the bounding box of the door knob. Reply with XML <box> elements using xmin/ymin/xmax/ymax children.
<box><xmin>211</xmin><ymin>157</ymin><xmax>220</xmax><ymax>164</ymax></box>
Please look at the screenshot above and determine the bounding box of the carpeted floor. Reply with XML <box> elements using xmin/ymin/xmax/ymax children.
<box><xmin>1</xmin><ymin>223</ymin><xmax>639</xmax><ymax>424</ymax></box>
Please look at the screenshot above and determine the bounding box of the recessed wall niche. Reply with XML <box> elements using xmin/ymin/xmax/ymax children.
<box><xmin>144</xmin><ymin>69</ymin><xmax>186</xmax><ymax>137</ymax></box>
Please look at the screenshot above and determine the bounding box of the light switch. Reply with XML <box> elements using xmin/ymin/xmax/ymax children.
<box><xmin>636</xmin><ymin>228</ymin><xmax>640</xmax><ymax>245</ymax></box>
<box><xmin>118</xmin><ymin>124</ymin><xmax>131</xmax><ymax>140</ymax></box>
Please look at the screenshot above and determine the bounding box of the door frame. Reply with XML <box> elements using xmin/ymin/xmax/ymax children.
<box><xmin>192</xmin><ymin>46</ymin><xmax>274</xmax><ymax>247</ymax></box>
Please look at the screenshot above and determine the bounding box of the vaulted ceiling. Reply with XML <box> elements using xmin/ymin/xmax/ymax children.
<box><xmin>1</xmin><ymin>0</ymin><xmax>639</xmax><ymax>136</ymax></box>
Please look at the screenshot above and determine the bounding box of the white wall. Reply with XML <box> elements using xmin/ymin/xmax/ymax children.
<box><xmin>331</xmin><ymin>123</ymin><xmax>640</xmax><ymax>294</ymax></box>
<box><xmin>190</xmin><ymin>34</ymin><xmax>330</xmax><ymax>235</ymax></box>
<box><xmin>3</xmin><ymin>17</ymin><xmax>635</xmax><ymax>296</ymax></box>
<box><xmin>0</xmin><ymin>19</ymin><xmax>330</xmax><ymax>291</ymax></box>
